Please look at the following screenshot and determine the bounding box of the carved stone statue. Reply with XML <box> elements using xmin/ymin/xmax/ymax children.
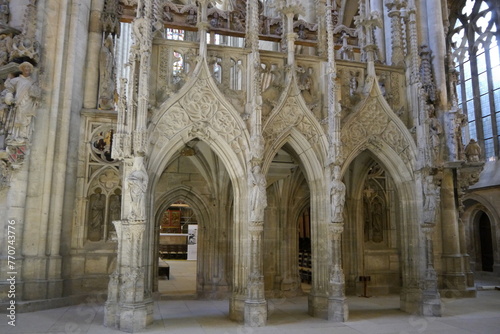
<box><xmin>427</xmin><ymin>105</ymin><xmax>442</xmax><ymax>162</ymax></box>
<box><xmin>330</xmin><ymin>165</ymin><xmax>346</xmax><ymax>222</ymax></box>
<box><xmin>127</xmin><ymin>163</ymin><xmax>148</xmax><ymax>219</ymax></box>
<box><xmin>89</xmin><ymin>188</ymin><xmax>106</xmax><ymax>241</ymax></box>
<box><xmin>423</xmin><ymin>176</ymin><xmax>438</xmax><ymax>223</ymax></box>
<box><xmin>4</xmin><ymin>62</ymin><xmax>40</xmax><ymax>144</ymax></box>
<box><xmin>0</xmin><ymin>33</ymin><xmax>13</xmax><ymax>66</ymax></box>
<box><xmin>249</xmin><ymin>165</ymin><xmax>267</xmax><ymax>222</ymax></box>
<box><xmin>99</xmin><ymin>34</ymin><xmax>116</xmax><ymax>110</ymax></box>
<box><xmin>465</xmin><ymin>139</ymin><xmax>481</xmax><ymax>162</ymax></box>
<box><xmin>0</xmin><ymin>0</ymin><xmax>9</xmax><ymax>25</ymax></box>
<box><xmin>108</xmin><ymin>189</ymin><xmax>121</xmax><ymax>239</ymax></box>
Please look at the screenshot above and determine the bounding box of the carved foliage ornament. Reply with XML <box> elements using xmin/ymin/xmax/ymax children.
<box><xmin>263</xmin><ymin>96</ymin><xmax>321</xmax><ymax>152</ymax></box>
<box><xmin>151</xmin><ymin>76</ymin><xmax>244</xmax><ymax>154</ymax></box>
<box><xmin>341</xmin><ymin>98</ymin><xmax>412</xmax><ymax>168</ymax></box>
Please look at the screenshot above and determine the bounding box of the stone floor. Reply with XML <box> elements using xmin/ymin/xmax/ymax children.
<box><xmin>2</xmin><ymin>269</ymin><xmax>499</xmax><ymax>334</ymax></box>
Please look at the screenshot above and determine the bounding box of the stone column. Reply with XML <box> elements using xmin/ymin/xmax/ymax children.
<box><xmin>440</xmin><ymin>167</ymin><xmax>467</xmax><ymax>295</ymax></box>
<box><xmin>83</xmin><ymin>0</ymin><xmax>105</xmax><ymax>109</ymax></box>
<box><xmin>426</xmin><ymin>0</ymin><xmax>447</xmax><ymax>108</ymax></box>
<box><xmin>328</xmin><ymin>222</ymin><xmax>348</xmax><ymax>321</ymax></box>
<box><xmin>386</xmin><ymin>1</ymin><xmax>404</xmax><ymax>66</ymax></box>
<box><xmin>370</xmin><ymin>0</ymin><xmax>385</xmax><ymax>63</ymax></box>
<box><xmin>104</xmin><ymin>219</ymin><xmax>153</xmax><ymax>332</ymax></box>
<box><xmin>421</xmin><ymin>222</ymin><xmax>441</xmax><ymax>316</ymax></box>
<box><xmin>245</xmin><ymin>220</ymin><xmax>267</xmax><ymax>326</ymax></box>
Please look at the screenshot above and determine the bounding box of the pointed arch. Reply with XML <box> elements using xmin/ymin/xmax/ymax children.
<box><xmin>149</xmin><ymin>59</ymin><xmax>251</xmax><ymax>178</ymax></box>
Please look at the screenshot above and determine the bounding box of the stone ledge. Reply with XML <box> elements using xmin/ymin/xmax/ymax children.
<box><xmin>0</xmin><ymin>292</ymin><xmax>108</xmax><ymax>313</ymax></box>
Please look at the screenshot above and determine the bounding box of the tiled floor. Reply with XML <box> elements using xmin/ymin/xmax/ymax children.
<box><xmin>157</xmin><ymin>260</ymin><xmax>197</xmax><ymax>296</ymax></box>
<box><xmin>2</xmin><ymin>271</ymin><xmax>499</xmax><ymax>334</ymax></box>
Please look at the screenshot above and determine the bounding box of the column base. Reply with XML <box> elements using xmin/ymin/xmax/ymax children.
<box><xmin>328</xmin><ymin>297</ymin><xmax>349</xmax><ymax>321</ymax></box>
<box><xmin>308</xmin><ymin>292</ymin><xmax>328</xmax><ymax>319</ymax></box>
<box><xmin>422</xmin><ymin>291</ymin><xmax>442</xmax><ymax>316</ymax></box>
<box><xmin>440</xmin><ymin>273</ymin><xmax>476</xmax><ymax>298</ymax></box>
<box><xmin>229</xmin><ymin>294</ymin><xmax>245</xmax><ymax>322</ymax></box>
<box><xmin>104</xmin><ymin>300</ymin><xmax>154</xmax><ymax>333</ymax></box>
<box><xmin>244</xmin><ymin>300</ymin><xmax>267</xmax><ymax>327</ymax></box>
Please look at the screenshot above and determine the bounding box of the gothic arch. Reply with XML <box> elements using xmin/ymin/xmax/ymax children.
<box><xmin>149</xmin><ymin>59</ymin><xmax>251</xmax><ymax>178</ymax></box>
<box><xmin>261</xmin><ymin>128</ymin><xmax>331</xmax><ymax>301</ymax></box>
<box><xmin>462</xmin><ymin>194</ymin><xmax>500</xmax><ymax>273</ymax></box>
<box><xmin>152</xmin><ymin>186</ymin><xmax>212</xmax><ymax>293</ymax></box>
<box><xmin>263</xmin><ymin>72</ymin><xmax>329</xmax><ymax>166</ymax></box>
<box><xmin>341</xmin><ymin>145</ymin><xmax>421</xmax><ymax>312</ymax></box>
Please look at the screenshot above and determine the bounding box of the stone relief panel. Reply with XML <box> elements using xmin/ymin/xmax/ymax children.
<box><xmin>263</xmin><ymin>96</ymin><xmax>323</xmax><ymax>157</ymax></box>
<box><xmin>375</xmin><ymin>69</ymin><xmax>408</xmax><ymax>126</ymax></box>
<box><xmin>341</xmin><ymin>97</ymin><xmax>413</xmax><ymax>171</ymax></box>
<box><xmin>151</xmin><ymin>75</ymin><xmax>246</xmax><ymax>156</ymax></box>
<box><xmin>90</xmin><ymin>125</ymin><xmax>115</xmax><ymax>163</ymax></box>
<box><xmin>155</xmin><ymin>44</ymin><xmax>198</xmax><ymax>103</ymax></box>
<box><xmin>87</xmin><ymin>168</ymin><xmax>121</xmax><ymax>242</ymax></box>
<box><xmin>79</xmin><ymin>122</ymin><xmax>121</xmax><ymax>243</ymax></box>
<box><xmin>295</xmin><ymin>60</ymin><xmax>323</xmax><ymax>120</ymax></box>
<box><xmin>207</xmin><ymin>49</ymin><xmax>247</xmax><ymax>114</ymax></box>
<box><xmin>363</xmin><ymin>162</ymin><xmax>391</xmax><ymax>245</ymax></box>
<box><xmin>261</xmin><ymin>59</ymin><xmax>286</xmax><ymax>120</ymax></box>
<box><xmin>337</xmin><ymin>65</ymin><xmax>365</xmax><ymax>118</ymax></box>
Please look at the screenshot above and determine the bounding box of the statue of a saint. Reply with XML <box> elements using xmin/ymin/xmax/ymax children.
<box><xmin>249</xmin><ymin>165</ymin><xmax>267</xmax><ymax>222</ymax></box>
<box><xmin>465</xmin><ymin>139</ymin><xmax>481</xmax><ymax>162</ymax></box>
<box><xmin>98</xmin><ymin>34</ymin><xmax>115</xmax><ymax>110</ymax></box>
<box><xmin>330</xmin><ymin>166</ymin><xmax>346</xmax><ymax>222</ymax></box>
<box><xmin>127</xmin><ymin>164</ymin><xmax>148</xmax><ymax>219</ymax></box>
<box><xmin>89</xmin><ymin>188</ymin><xmax>106</xmax><ymax>241</ymax></box>
<box><xmin>4</xmin><ymin>62</ymin><xmax>40</xmax><ymax>144</ymax></box>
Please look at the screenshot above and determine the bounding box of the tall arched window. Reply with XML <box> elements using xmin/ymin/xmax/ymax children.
<box><xmin>449</xmin><ymin>0</ymin><xmax>500</xmax><ymax>161</ymax></box>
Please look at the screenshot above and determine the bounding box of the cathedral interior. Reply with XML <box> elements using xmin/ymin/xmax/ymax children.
<box><xmin>0</xmin><ymin>0</ymin><xmax>499</xmax><ymax>332</ymax></box>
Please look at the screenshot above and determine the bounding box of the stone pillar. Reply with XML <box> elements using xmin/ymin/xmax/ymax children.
<box><xmin>370</xmin><ymin>0</ymin><xmax>385</xmax><ymax>63</ymax></box>
<box><xmin>104</xmin><ymin>219</ymin><xmax>153</xmax><ymax>332</ymax></box>
<box><xmin>386</xmin><ymin>1</ymin><xmax>404</xmax><ymax>66</ymax></box>
<box><xmin>244</xmin><ymin>220</ymin><xmax>267</xmax><ymax>326</ymax></box>
<box><xmin>421</xmin><ymin>222</ymin><xmax>441</xmax><ymax>316</ymax></box>
<box><xmin>440</xmin><ymin>168</ymin><xmax>468</xmax><ymax>296</ymax></box>
<box><xmin>426</xmin><ymin>0</ymin><xmax>447</xmax><ymax>108</ymax></box>
<box><xmin>328</xmin><ymin>222</ymin><xmax>348</xmax><ymax>321</ymax></box>
<box><xmin>83</xmin><ymin>0</ymin><xmax>105</xmax><ymax>109</ymax></box>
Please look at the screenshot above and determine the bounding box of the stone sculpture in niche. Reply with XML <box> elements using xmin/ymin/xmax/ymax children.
<box><xmin>330</xmin><ymin>165</ymin><xmax>345</xmax><ymax>223</ymax></box>
<box><xmin>99</xmin><ymin>34</ymin><xmax>116</xmax><ymax>110</ymax></box>
<box><xmin>465</xmin><ymin>139</ymin><xmax>481</xmax><ymax>162</ymax></box>
<box><xmin>127</xmin><ymin>163</ymin><xmax>148</xmax><ymax>219</ymax></box>
<box><xmin>108</xmin><ymin>189</ymin><xmax>121</xmax><ymax>239</ymax></box>
<box><xmin>4</xmin><ymin>61</ymin><xmax>40</xmax><ymax>144</ymax></box>
<box><xmin>89</xmin><ymin>188</ymin><xmax>106</xmax><ymax>241</ymax></box>
<box><xmin>249</xmin><ymin>164</ymin><xmax>267</xmax><ymax>222</ymax></box>
<box><xmin>427</xmin><ymin>105</ymin><xmax>443</xmax><ymax>163</ymax></box>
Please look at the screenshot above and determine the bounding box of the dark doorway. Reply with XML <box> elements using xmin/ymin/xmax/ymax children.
<box><xmin>479</xmin><ymin>212</ymin><xmax>494</xmax><ymax>272</ymax></box>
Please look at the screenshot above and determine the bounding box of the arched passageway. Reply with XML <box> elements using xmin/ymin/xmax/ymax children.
<box><xmin>343</xmin><ymin>151</ymin><xmax>402</xmax><ymax>299</ymax></box>
<box><xmin>479</xmin><ymin>212</ymin><xmax>494</xmax><ymax>272</ymax></box>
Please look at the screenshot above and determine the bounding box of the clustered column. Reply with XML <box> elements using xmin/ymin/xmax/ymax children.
<box><xmin>386</xmin><ymin>1</ymin><xmax>405</xmax><ymax>66</ymax></box>
<box><xmin>104</xmin><ymin>0</ymin><xmax>155</xmax><ymax>331</ymax></box>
